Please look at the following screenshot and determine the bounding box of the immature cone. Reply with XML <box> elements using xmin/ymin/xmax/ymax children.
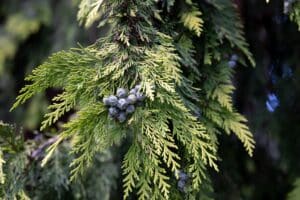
<box><xmin>231</xmin><ymin>54</ymin><xmax>238</xmax><ymax>61</ymax></box>
<box><xmin>117</xmin><ymin>98</ymin><xmax>128</xmax><ymax>110</ymax></box>
<box><xmin>179</xmin><ymin>171</ymin><xmax>188</xmax><ymax>181</ymax></box>
<box><xmin>109</xmin><ymin>107</ymin><xmax>119</xmax><ymax>117</ymax></box>
<box><xmin>127</xmin><ymin>94</ymin><xmax>137</xmax><ymax>104</ymax></box>
<box><xmin>178</xmin><ymin>180</ymin><xmax>185</xmax><ymax>190</ymax></box>
<box><xmin>136</xmin><ymin>92</ymin><xmax>145</xmax><ymax>102</ymax></box>
<box><xmin>228</xmin><ymin>60</ymin><xmax>236</xmax><ymax>68</ymax></box>
<box><xmin>103</xmin><ymin>84</ymin><xmax>146</xmax><ymax>123</ymax></box>
<box><xmin>129</xmin><ymin>89</ymin><xmax>136</xmax><ymax>94</ymax></box>
<box><xmin>117</xmin><ymin>112</ymin><xmax>127</xmax><ymax>123</ymax></box>
<box><xmin>108</xmin><ymin>95</ymin><xmax>118</xmax><ymax>106</ymax></box>
<box><xmin>126</xmin><ymin>105</ymin><xmax>135</xmax><ymax>114</ymax></box>
<box><xmin>117</xmin><ymin>88</ymin><xmax>127</xmax><ymax>98</ymax></box>
<box><xmin>103</xmin><ymin>97</ymin><xmax>110</xmax><ymax>106</ymax></box>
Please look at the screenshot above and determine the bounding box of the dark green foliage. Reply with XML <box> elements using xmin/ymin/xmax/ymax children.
<box><xmin>0</xmin><ymin>121</ymin><xmax>119</xmax><ymax>200</ymax></box>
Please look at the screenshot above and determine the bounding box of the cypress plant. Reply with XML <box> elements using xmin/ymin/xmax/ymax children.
<box><xmin>4</xmin><ymin>0</ymin><xmax>257</xmax><ymax>199</ymax></box>
<box><xmin>1</xmin><ymin>0</ymin><xmax>299</xmax><ymax>199</ymax></box>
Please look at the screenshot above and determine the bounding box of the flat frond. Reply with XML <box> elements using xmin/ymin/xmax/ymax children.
<box><xmin>11</xmin><ymin>50</ymin><xmax>97</xmax><ymax>111</ymax></box>
<box><xmin>180</xmin><ymin>7</ymin><xmax>203</xmax><ymax>37</ymax></box>
<box><xmin>210</xmin><ymin>0</ymin><xmax>255</xmax><ymax>66</ymax></box>
<box><xmin>41</xmin><ymin>92</ymin><xmax>76</xmax><ymax>130</ymax></box>
<box><xmin>175</xmin><ymin>34</ymin><xmax>199</xmax><ymax>74</ymax></box>
<box><xmin>122</xmin><ymin>145</ymin><xmax>141</xmax><ymax>200</ymax></box>
<box><xmin>223</xmin><ymin>112</ymin><xmax>255</xmax><ymax>156</ymax></box>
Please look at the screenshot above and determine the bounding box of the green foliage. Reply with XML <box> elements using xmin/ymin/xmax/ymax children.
<box><xmin>200</xmin><ymin>61</ymin><xmax>255</xmax><ymax>156</ymax></box>
<box><xmin>180</xmin><ymin>1</ymin><xmax>203</xmax><ymax>37</ymax></box>
<box><xmin>0</xmin><ymin>122</ymin><xmax>24</xmax><ymax>153</ymax></box>
<box><xmin>162</xmin><ymin>0</ymin><xmax>176</xmax><ymax>12</ymax></box>
<box><xmin>9</xmin><ymin>0</ymin><xmax>258</xmax><ymax>199</ymax></box>
<box><xmin>175</xmin><ymin>34</ymin><xmax>199</xmax><ymax>74</ymax></box>
<box><xmin>205</xmin><ymin>0</ymin><xmax>255</xmax><ymax>66</ymax></box>
<box><xmin>78</xmin><ymin>0</ymin><xmax>104</xmax><ymax>28</ymax></box>
<box><xmin>0</xmin><ymin>122</ymin><xmax>28</xmax><ymax>199</ymax></box>
<box><xmin>287</xmin><ymin>178</ymin><xmax>300</xmax><ymax>200</ymax></box>
<box><xmin>289</xmin><ymin>2</ymin><xmax>300</xmax><ymax>31</ymax></box>
<box><xmin>0</xmin><ymin>121</ymin><xmax>119</xmax><ymax>199</ymax></box>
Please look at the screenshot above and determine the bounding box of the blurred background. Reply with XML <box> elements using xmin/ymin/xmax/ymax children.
<box><xmin>0</xmin><ymin>0</ymin><xmax>299</xmax><ymax>199</ymax></box>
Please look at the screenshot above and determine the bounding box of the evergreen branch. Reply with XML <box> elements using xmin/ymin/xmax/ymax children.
<box><xmin>223</xmin><ymin>112</ymin><xmax>255</xmax><ymax>156</ymax></box>
<box><xmin>203</xmin><ymin>30</ymin><xmax>221</xmax><ymax>65</ymax></box>
<box><xmin>142</xmin><ymin>112</ymin><xmax>181</xmax><ymax>172</ymax></box>
<box><xmin>180</xmin><ymin>7</ymin><xmax>203</xmax><ymax>37</ymax></box>
<box><xmin>64</xmin><ymin>104</ymin><xmax>109</xmax><ymax>180</ymax></box>
<box><xmin>9</xmin><ymin>0</ymin><xmax>257</xmax><ymax>198</ymax></box>
<box><xmin>122</xmin><ymin>144</ymin><xmax>141</xmax><ymax>200</ymax></box>
<box><xmin>210</xmin><ymin>83</ymin><xmax>234</xmax><ymax>111</ymax></box>
<box><xmin>136</xmin><ymin>173</ymin><xmax>152</xmax><ymax>200</ymax></box>
<box><xmin>170</xmin><ymin>107</ymin><xmax>218</xmax><ymax>171</ymax></box>
<box><xmin>210</xmin><ymin>0</ymin><xmax>255</xmax><ymax>66</ymax></box>
<box><xmin>201</xmin><ymin>59</ymin><xmax>255</xmax><ymax>156</ymax></box>
<box><xmin>11</xmin><ymin>50</ymin><xmax>97</xmax><ymax>111</ymax></box>
<box><xmin>175</xmin><ymin>34</ymin><xmax>199</xmax><ymax>75</ymax></box>
<box><xmin>188</xmin><ymin>160</ymin><xmax>207</xmax><ymax>189</ymax></box>
<box><xmin>42</xmin><ymin>103</ymin><xmax>106</xmax><ymax>168</ymax></box>
<box><xmin>140</xmin><ymin>145</ymin><xmax>170</xmax><ymax>200</ymax></box>
<box><xmin>41</xmin><ymin>92</ymin><xmax>76</xmax><ymax>130</ymax></box>
<box><xmin>178</xmin><ymin>0</ymin><xmax>204</xmax><ymax>37</ymax></box>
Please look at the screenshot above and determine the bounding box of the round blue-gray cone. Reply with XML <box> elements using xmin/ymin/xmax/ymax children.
<box><xmin>109</xmin><ymin>107</ymin><xmax>119</xmax><ymax>117</ymax></box>
<box><xmin>117</xmin><ymin>112</ymin><xmax>127</xmax><ymax>123</ymax></box>
<box><xmin>117</xmin><ymin>98</ymin><xmax>128</xmax><ymax>110</ymax></box>
<box><xmin>127</xmin><ymin>94</ymin><xmax>137</xmax><ymax>104</ymax></box>
<box><xmin>126</xmin><ymin>105</ymin><xmax>135</xmax><ymax>114</ymax></box>
<box><xmin>117</xmin><ymin>88</ymin><xmax>127</xmax><ymax>98</ymax></box>
<box><xmin>108</xmin><ymin>95</ymin><xmax>118</xmax><ymax>106</ymax></box>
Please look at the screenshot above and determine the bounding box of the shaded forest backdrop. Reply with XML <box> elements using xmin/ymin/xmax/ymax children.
<box><xmin>0</xmin><ymin>0</ymin><xmax>299</xmax><ymax>199</ymax></box>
